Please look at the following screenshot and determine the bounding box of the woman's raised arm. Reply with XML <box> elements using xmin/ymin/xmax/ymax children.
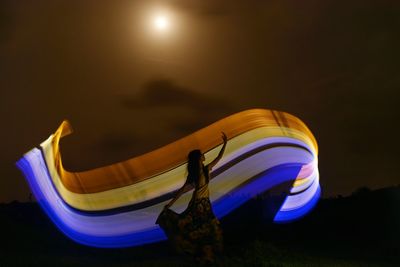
<box><xmin>207</xmin><ymin>132</ymin><xmax>227</xmax><ymax>171</ymax></box>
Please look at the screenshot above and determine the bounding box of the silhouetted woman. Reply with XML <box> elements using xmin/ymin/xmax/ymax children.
<box><xmin>156</xmin><ymin>132</ymin><xmax>227</xmax><ymax>263</ymax></box>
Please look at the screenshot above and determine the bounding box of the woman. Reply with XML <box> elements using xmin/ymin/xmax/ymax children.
<box><xmin>156</xmin><ymin>132</ymin><xmax>228</xmax><ymax>263</ymax></box>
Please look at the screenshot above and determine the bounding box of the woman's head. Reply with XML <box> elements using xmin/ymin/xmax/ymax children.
<box><xmin>186</xmin><ymin>149</ymin><xmax>204</xmax><ymax>185</ymax></box>
<box><xmin>188</xmin><ymin>149</ymin><xmax>204</xmax><ymax>163</ymax></box>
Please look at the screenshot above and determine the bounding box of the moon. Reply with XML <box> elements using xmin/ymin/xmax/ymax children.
<box><xmin>154</xmin><ymin>15</ymin><xmax>169</xmax><ymax>31</ymax></box>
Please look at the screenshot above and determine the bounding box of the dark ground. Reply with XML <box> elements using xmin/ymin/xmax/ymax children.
<box><xmin>1</xmin><ymin>186</ymin><xmax>399</xmax><ymax>267</ymax></box>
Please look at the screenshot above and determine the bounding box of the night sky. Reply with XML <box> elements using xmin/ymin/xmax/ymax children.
<box><xmin>1</xmin><ymin>0</ymin><xmax>399</xmax><ymax>202</ymax></box>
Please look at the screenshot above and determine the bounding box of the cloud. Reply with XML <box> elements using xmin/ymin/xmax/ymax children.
<box><xmin>0</xmin><ymin>2</ymin><xmax>16</xmax><ymax>44</ymax></box>
<box><xmin>169</xmin><ymin>0</ymin><xmax>231</xmax><ymax>17</ymax></box>
<box><xmin>120</xmin><ymin>78</ymin><xmax>236</xmax><ymax>134</ymax></box>
<box><xmin>121</xmin><ymin>79</ymin><xmax>232</xmax><ymax>112</ymax></box>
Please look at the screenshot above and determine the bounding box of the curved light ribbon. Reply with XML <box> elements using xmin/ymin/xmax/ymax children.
<box><xmin>16</xmin><ymin>109</ymin><xmax>320</xmax><ymax>247</ymax></box>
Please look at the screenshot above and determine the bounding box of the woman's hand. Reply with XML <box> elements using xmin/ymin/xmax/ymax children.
<box><xmin>221</xmin><ymin>132</ymin><xmax>227</xmax><ymax>144</ymax></box>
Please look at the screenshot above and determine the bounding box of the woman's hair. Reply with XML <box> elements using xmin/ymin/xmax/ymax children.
<box><xmin>186</xmin><ymin>149</ymin><xmax>202</xmax><ymax>185</ymax></box>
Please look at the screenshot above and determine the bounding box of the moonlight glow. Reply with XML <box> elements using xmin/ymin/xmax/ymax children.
<box><xmin>154</xmin><ymin>15</ymin><xmax>169</xmax><ymax>31</ymax></box>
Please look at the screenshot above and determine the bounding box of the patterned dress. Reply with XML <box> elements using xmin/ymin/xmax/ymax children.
<box><xmin>156</xmin><ymin>165</ymin><xmax>223</xmax><ymax>260</ymax></box>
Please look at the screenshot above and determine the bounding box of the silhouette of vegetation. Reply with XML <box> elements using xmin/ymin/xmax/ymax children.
<box><xmin>1</xmin><ymin>186</ymin><xmax>399</xmax><ymax>266</ymax></box>
<box><xmin>351</xmin><ymin>186</ymin><xmax>372</xmax><ymax>197</ymax></box>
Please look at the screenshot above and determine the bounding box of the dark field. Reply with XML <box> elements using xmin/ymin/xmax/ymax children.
<box><xmin>1</xmin><ymin>186</ymin><xmax>399</xmax><ymax>267</ymax></box>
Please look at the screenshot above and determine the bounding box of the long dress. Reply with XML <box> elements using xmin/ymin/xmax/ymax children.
<box><xmin>156</xmin><ymin>165</ymin><xmax>223</xmax><ymax>259</ymax></box>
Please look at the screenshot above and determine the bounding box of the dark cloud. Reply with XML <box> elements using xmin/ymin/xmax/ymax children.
<box><xmin>120</xmin><ymin>79</ymin><xmax>236</xmax><ymax>134</ymax></box>
<box><xmin>0</xmin><ymin>2</ymin><xmax>14</xmax><ymax>43</ymax></box>
<box><xmin>169</xmin><ymin>0</ymin><xmax>273</xmax><ymax>18</ymax></box>
<box><xmin>121</xmin><ymin>79</ymin><xmax>233</xmax><ymax>112</ymax></box>
<box><xmin>170</xmin><ymin>0</ymin><xmax>231</xmax><ymax>17</ymax></box>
